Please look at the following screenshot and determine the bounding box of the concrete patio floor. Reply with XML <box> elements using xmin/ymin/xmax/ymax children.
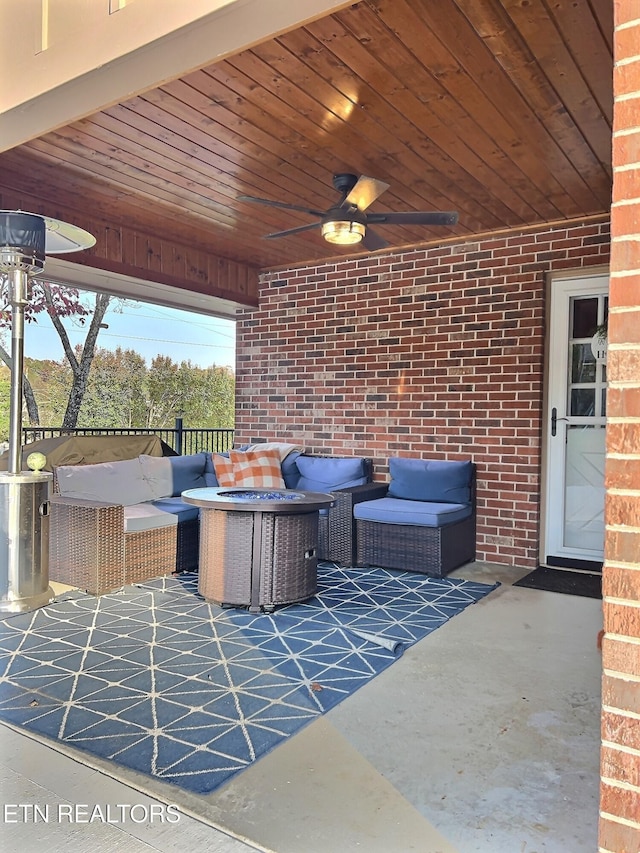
<box><xmin>0</xmin><ymin>561</ymin><xmax>603</xmax><ymax>852</ymax></box>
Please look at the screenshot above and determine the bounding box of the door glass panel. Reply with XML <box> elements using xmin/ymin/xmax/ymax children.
<box><xmin>571</xmin><ymin>343</ymin><xmax>596</xmax><ymax>383</ymax></box>
<box><xmin>564</xmin><ymin>425</ymin><xmax>606</xmax><ymax>549</ymax></box>
<box><xmin>572</xmin><ymin>298</ymin><xmax>598</xmax><ymax>338</ymax></box>
<box><xmin>571</xmin><ymin>388</ymin><xmax>595</xmax><ymax>416</ymax></box>
<box><xmin>567</xmin><ymin>295</ymin><xmax>608</xmax><ymax>419</ymax></box>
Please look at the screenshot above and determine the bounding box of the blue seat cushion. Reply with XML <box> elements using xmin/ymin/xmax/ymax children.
<box><xmin>151</xmin><ymin>497</ymin><xmax>200</xmax><ymax>523</ymax></box>
<box><xmin>387</xmin><ymin>457</ymin><xmax>472</xmax><ymax>504</ymax></box>
<box><xmin>354</xmin><ymin>497</ymin><xmax>472</xmax><ymax>528</ymax></box>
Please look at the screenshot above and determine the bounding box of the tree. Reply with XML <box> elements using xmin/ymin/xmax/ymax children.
<box><xmin>0</xmin><ymin>280</ymin><xmax>110</xmax><ymax>428</ymax></box>
<box><xmin>24</xmin><ymin>356</ymin><xmax>70</xmax><ymax>427</ymax></box>
<box><xmin>0</xmin><ymin>346</ymin><xmax>40</xmax><ymax>424</ymax></box>
<box><xmin>44</xmin><ymin>288</ymin><xmax>111</xmax><ymax>428</ymax></box>
<box><xmin>77</xmin><ymin>347</ymin><xmax>147</xmax><ymax>427</ymax></box>
<box><xmin>191</xmin><ymin>366</ymin><xmax>235</xmax><ymax>427</ymax></box>
<box><xmin>2</xmin><ymin>281</ymin><xmax>235</xmax><ymax>434</ymax></box>
<box><xmin>145</xmin><ymin>356</ymin><xmax>200</xmax><ymax>427</ymax></box>
<box><xmin>21</xmin><ymin>352</ymin><xmax>235</xmax><ymax>435</ymax></box>
<box><xmin>141</xmin><ymin>357</ymin><xmax>235</xmax><ymax>429</ymax></box>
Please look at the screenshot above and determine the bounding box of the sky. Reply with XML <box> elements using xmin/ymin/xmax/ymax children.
<box><xmin>18</xmin><ymin>292</ymin><xmax>236</xmax><ymax>370</ymax></box>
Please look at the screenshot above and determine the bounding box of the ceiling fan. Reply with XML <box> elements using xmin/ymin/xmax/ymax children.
<box><xmin>238</xmin><ymin>173</ymin><xmax>458</xmax><ymax>250</ymax></box>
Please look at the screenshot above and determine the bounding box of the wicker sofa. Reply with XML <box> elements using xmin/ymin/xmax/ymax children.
<box><xmin>50</xmin><ymin>453</ymin><xmax>204</xmax><ymax>595</ymax></box>
<box><xmin>354</xmin><ymin>457</ymin><xmax>477</xmax><ymax>577</ymax></box>
<box><xmin>49</xmin><ymin>448</ymin><xmax>379</xmax><ymax>595</ymax></box>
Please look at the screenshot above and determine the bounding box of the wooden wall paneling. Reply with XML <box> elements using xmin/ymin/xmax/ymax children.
<box><xmin>500</xmin><ymin>0</ymin><xmax>613</xmax><ymax>136</ymax></box>
<box><xmin>104</xmin><ymin>225</ymin><xmax>123</xmax><ymax>263</ymax></box>
<box><xmin>156</xmin><ymin>75</ymin><xmax>333</xmax><ymax>203</ymax></box>
<box><xmin>97</xmin><ymin>103</ymin><xmax>292</xmax><ymax>215</ymax></box>
<box><xmin>165</xmin><ymin>245</ymin><xmax>185</xmax><ymax>281</ymax></box>
<box><xmin>229</xmin><ymin>35</ymin><xmax>508</xmax><ymax>233</ymax></box>
<box><xmin>0</xmin><ymin>149</ymin><xmax>270</xmax><ymax>269</ymax></box>
<box><xmin>136</xmin><ymin>80</ymin><xmax>337</xmax><ymax>246</ymax></box>
<box><xmin>120</xmin><ymin>227</ymin><xmax>136</xmax><ymax>271</ymax></box>
<box><xmin>0</xmin><ymin>172</ymin><xmax>259</xmax><ymax>303</ymax></box>
<box><xmin>591</xmin><ymin>0</ymin><xmax>614</xmax><ymax>53</ymax></box>
<box><xmin>30</xmin><ymin>127</ymin><xmax>238</xmax><ymax>228</ymax></box>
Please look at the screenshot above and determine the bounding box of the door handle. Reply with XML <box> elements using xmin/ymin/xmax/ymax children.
<box><xmin>551</xmin><ymin>407</ymin><xmax>568</xmax><ymax>436</ymax></box>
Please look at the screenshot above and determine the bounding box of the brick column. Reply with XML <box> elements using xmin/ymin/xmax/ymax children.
<box><xmin>599</xmin><ymin>1</ymin><xmax>640</xmax><ymax>849</ymax></box>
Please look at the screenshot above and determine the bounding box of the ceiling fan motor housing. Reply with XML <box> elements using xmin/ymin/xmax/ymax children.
<box><xmin>332</xmin><ymin>173</ymin><xmax>359</xmax><ymax>194</ymax></box>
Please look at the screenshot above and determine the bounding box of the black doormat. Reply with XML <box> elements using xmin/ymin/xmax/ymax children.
<box><xmin>513</xmin><ymin>566</ymin><xmax>602</xmax><ymax>599</ymax></box>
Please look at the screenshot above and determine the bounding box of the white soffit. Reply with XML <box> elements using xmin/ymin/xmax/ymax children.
<box><xmin>40</xmin><ymin>257</ymin><xmax>246</xmax><ymax>322</ymax></box>
<box><xmin>0</xmin><ymin>0</ymin><xmax>353</xmax><ymax>150</ymax></box>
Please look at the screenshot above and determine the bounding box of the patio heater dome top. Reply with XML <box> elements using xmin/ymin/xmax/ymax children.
<box><xmin>0</xmin><ymin>210</ymin><xmax>96</xmax><ymax>264</ymax></box>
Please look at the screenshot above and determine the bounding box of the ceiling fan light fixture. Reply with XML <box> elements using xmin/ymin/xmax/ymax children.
<box><xmin>242</xmin><ymin>174</ymin><xmax>458</xmax><ymax>249</ymax></box>
<box><xmin>321</xmin><ymin>217</ymin><xmax>365</xmax><ymax>245</ymax></box>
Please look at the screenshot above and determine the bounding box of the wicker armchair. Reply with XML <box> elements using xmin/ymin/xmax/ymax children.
<box><xmin>354</xmin><ymin>460</ymin><xmax>476</xmax><ymax>578</ymax></box>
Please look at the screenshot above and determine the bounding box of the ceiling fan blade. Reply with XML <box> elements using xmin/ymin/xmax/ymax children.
<box><xmin>367</xmin><ymin>211</ymin><xmax>459</xmax><ymax>226</ymax></box>
<box><xmin>344</xmin><ymin>176</ymin><xmax>390</xmax><ymax>211</ymax></box>
<box><xmin>362</xmin><ymin>227</ymin><xmax>389</xmax><ymax>251</ymax></box>
<box><xmin>264</xmin><ymin>222</ymin><xmax>320</xmax><ymax>240</ymax></box>
<box><xmin>238</xmin><ymin>194</ymin><xmax>325</xmax><ymax>217</ymax></box>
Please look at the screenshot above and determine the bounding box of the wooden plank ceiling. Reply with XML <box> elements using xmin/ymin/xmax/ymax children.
<box><xmin>0</xmin><ymin>0</ymin><xmax>613</xmax><ymax>273</ymax></box>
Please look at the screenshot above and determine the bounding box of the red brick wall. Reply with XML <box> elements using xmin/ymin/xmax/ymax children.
<box><xmin>235</xmin><ymin>219</ymin><xmax>610</xmax><ymax>568</ymax></box>
<box><xmin>599</xmin><ymin>1</ymin><xmax>640</xmax><ymax>847</ymax></box>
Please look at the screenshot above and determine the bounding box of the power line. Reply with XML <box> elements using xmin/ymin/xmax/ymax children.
<box><xmin>23</xmin><ymin>326</ymin><xmax>235</xmax><ymax>352</ymax></box>
<box><xmin>119</xmin><ymin>303</ymin><xmax>236</xmax><ymax>341</ymax></box>
<box><xmin>97</xmin><ymin>330</ymin><xmax>235</xmax><ymax>350</ymax></box>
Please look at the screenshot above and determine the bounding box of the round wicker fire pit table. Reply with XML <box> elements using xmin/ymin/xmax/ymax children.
<box><xmin>182</xmin><ymin>487</ymin><xmax>334</xmax><ymax>612</ymax></box>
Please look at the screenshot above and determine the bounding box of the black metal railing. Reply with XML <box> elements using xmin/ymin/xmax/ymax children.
<box><xmin>21</xmin><ymin>418</ymin><xmax>234</xmax><ymax>455</ymax></box>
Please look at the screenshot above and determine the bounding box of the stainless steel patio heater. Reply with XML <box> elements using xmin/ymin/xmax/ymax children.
<box><xmin>0</xmin><ymin>211</ymin><xmax>95</xmax><ymax>613</ymax></box>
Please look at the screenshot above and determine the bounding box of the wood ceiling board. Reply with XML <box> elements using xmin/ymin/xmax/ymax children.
<box><xmin>0</xmin><ymin>0</ymin><xmax>613</xmax><ymax>275</ymax></box>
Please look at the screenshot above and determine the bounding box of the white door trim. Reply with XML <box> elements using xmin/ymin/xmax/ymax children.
<box><xmin>541</xmin><ymin>268</ymin><xmax>608</xmax><ymax>566</ymax></box>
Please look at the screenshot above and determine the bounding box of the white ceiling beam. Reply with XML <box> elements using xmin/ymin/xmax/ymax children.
<box><xmin>0</xmin><ymin>0</ymin><xmax>351</xmax><ymax>151</ymax></box>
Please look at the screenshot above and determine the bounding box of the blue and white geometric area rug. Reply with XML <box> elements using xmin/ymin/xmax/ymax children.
<box><xmin>0</xmin><ymin>565</ymin><xmax>497</xmax><ymax>794</ymax></box>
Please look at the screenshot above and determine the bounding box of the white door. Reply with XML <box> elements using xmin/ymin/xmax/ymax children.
<box><xmin>543</xmin><ymin>273</ymin><xmax>608</xmax><ymax>568</ymax></box>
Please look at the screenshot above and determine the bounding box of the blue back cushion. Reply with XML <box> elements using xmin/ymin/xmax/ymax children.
<box><xmin>387</xmin><ymin>457</ymin><xmax>473</xmax><ymax>504</ymax></box>
<box><xmin>295</xmin><ymin>455</ymin><xmax>368</xmax><ymax>492</ymax></box>
<box><xmin>168</xmin><ymin>453</ymin><xmax>208</xmax><ymax>495</ymax></box>
<box><xmin>282</xmin><ymin>450</ymin><xmax>303</xmax><ymax>488</ymax></box>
